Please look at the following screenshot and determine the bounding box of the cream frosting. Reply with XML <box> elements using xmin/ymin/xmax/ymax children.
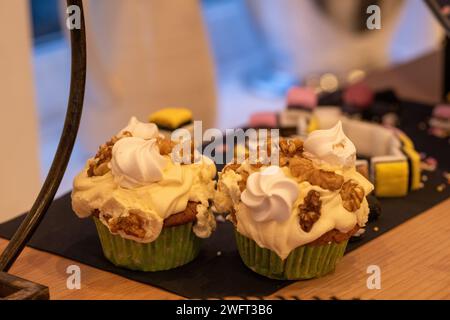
<box><xmin>72</xmin><ymin>117</ymin><xmax>217</xmax><ymax>243</ymax></box>
<box><xmin>304</xmin><ymin>121</ymin><xmax>356</xmax><ymax>168</ymax></box>
<box><xmin>110</xmin><ymin>137</ymin><xmax>168</xmax><ymax>189</ymax></box>
<box><xmin>73</xmin><ymin>156</ymin><xmax>216</xmax><ymax>242</ymax></box>
<box><xmin>214</xmin><ymin>126</ymin><xmax>374</xmax><ymax>259</ymax></box>
<box><xmin>214</xmin><ymin>162</ymin><xmax>373</xmax><ymax>260</ymax></box>
<box><xmin>241</xmin><ymin>166</ymin><xmax>298</xmax><ymax>223</ymax></box>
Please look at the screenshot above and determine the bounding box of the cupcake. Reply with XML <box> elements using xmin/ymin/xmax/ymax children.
<box><xmin>72</xmin><ymin>116</ymin><xmax>217</xmax><ymax>271</ymax></box>
<box><xmin>214</xmin><ymin>122</ymin><xmax>374</xmax><ymax>279</ymax></box>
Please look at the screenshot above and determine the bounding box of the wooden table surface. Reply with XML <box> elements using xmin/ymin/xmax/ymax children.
<box><xmin>1</xmin><ymin>198</ymin><xmax>449</xmax><ymax>300</ymax></box>
<box><xmin>1</xmin><ymin>51</ymin><xmax>449</xmax><ymax>300</ymax></box>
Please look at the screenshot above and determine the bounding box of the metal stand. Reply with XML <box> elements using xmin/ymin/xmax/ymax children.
<box><xmin>0</xmin><ymin>0</ymin><xmax>86</xmax><ymax>299</ymax></box>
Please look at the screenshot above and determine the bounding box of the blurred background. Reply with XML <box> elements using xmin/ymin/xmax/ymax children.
<box><xmin>0</xmin><ymin>0</ymin><xmax>445</xmax><ymax>221</ymax></box>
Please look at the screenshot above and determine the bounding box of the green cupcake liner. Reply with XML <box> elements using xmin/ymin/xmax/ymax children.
<box><xmin>94</xmin><ymin>218</ymin><xmax>202</xmax><ymax>272</ymax></box>
<box><xmin>235</xmin><ymin>230</ymin><xmax>348</xmax><ymax>280</ymax></box>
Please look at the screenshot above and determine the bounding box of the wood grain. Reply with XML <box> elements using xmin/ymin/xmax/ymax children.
<box><xmin>0</xmin><ymin>198</ymin><xmax>449</xmax><ymax>300</ymax></box>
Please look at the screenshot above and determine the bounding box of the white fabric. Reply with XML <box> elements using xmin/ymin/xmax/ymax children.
<box><xmin>247</xmin><ymin>0</ymin><xmax>443</xmax><ymax>77</ymax></box>
<box><xmin>80</xmin><ymin>0</ymin><xmax>217</xmax><ymax>153</ymax></box>
<box><xmin>0</xmin><ymin>0</ymin><xmax>40</xmax><ymax>222</ymax></box>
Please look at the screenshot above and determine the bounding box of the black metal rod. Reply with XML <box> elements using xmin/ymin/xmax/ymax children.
<box><xmin>0</xmin><ymin>0</ymin><xmax>86</xmax><ymax>272</ymax></box>
<box><xmin>425</xmin><ymin>0</ymin><xmax>450</xmax><ymax>37</ymax></box>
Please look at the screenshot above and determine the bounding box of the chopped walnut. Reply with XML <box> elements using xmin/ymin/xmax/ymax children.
<box><xmin>289</xmin><ymin>156</ymin><xmax>344</xmax><ymax>191</ymax></box>
<box><xmin>298</xmin><ymin>190</ymin><xmax>322</xmax><ymax>232</ymax></box>
<box><xmin>238</xmin><ymin>171</ymin><xmax>249</xmax><ymax>192</ymax></box>
<box><xmin>223</xmin><ymin>163</ymin><xmax>241</xmax><ymax>173</ymax></box>
<box><xmin>250</xmin><ymin>162</ymin><xmax>264</xmax><ymax>170</ymax></box>
<box><xmin>109</xmin><ymin>213</ymin><xmax>146</xmax><ymax>239</ymax></box>
<box><xmin>340</xmin><ymin>180</ymin><xmax>365</xmax><ymax>212</ymax></box>
<box><xmin>308</xmin><ymin>169</ymin><xmax>344</xmax><ymax>191</ymax></box>
<box><xmin>279</xmin><ymin>156</ymin><xmax>289</xmax><ymax>167</ymax></box>
<box><xmin>279</xmin><ymin>138</ymin><xmax>303</xmax><ymax>158</ymax></box>
<box><xmin>157</xmin><ymin>137</ymin><xmax>176</xmax><ymax>155</ymax></box>
<box><xmin>289</xmin><ymin>156</ymin><xmax>314</xmax><ymax>180</ymax></box>
<box><xmin>88</xmin><ymin>131</ymin><xmax>132</xmax><ymax>177</ymax></box>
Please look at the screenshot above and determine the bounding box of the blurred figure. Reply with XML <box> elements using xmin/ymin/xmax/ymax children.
<box><xmin>0</xmin><ymin>0</ymin><xmax>40</xmax><ymax>222</ymax></box>
<box><xmin>247</xmin><ymin>0</ymin><xmax>443</xmax><ymax>79</ymax></box>
<box><xmin>80</xmin><ymin>0</ymin><xmax>217</xmax><ymax>154</ymax></box>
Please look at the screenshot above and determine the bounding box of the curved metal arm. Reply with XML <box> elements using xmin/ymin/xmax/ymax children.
<box><xmin>0</xmin><ymin>0</ymin><xmax>86</xmax><ymax>272</ymax></box>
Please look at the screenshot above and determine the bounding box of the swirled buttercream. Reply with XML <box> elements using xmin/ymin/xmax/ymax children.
<box><xmin>110</xmin><ymin>137</ymin><xmax>168</xmax><ymax>188</ymax></box>
<box><xmin>304</xmin><ymin>121</ymin><xmax>356</xmax><ymax>168</ymax></box>
<box><xmin>241</xmin><ymin>166</ymin><xmax>299</xmax><ymax>222</ymax></box>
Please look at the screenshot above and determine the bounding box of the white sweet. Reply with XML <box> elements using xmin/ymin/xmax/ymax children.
<box><xmin>304</xmin><ymin>121</ymin><xmax>356</xmax><ymax>168</ymax></box>
<box><xmin>110</xmin><ymin>137</ymin><xmax>168</xmax><ymax>188</ymax></box>
<box><xmin>241</xmin><ymin>166</ymin><xmax>298</xmax><ymax>223</ymax></box>
<box><xmin>119</xmin><ymin>116</ymin><xmax>159</xmax><ymax>140</ymax></box>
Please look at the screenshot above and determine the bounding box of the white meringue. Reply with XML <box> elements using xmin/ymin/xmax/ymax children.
<box><xmin>304</xmin><ymin>121</ymin><xmax>356</xmax><ymax>168</ymax></box>
<box><xmin>110</xmin><ymin>137</ymin><xmax>167</xmax><ymax>188</ymax></box>
<box><xmin>119</xmin><ymin>116</ymin><xmax>159</xmax><ymax>140</ymax></box>
<box><xmin>241</xmin><ymin>166</ymin><xmax>298</xmax><ymax>223</ymax></box>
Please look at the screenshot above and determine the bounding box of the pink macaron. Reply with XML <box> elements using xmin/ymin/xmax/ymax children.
<box><xmin>433</xmin><ymin>104</ymin><xmax>450</xmax><ymax>119</ymax></box>
<box><xmin>343</xmin><ymin>82</ymin><xmax>374</xmax><ymax>110</ymax></box>
<box><xmin>249</xmin><ymin>112</ymin><xmax>278</xmax><ymax>128</ymax></box>
<box><xmin>286</xmin><ymin>86</ymin><xmax>317</xmax><ymax>110</ymax></box>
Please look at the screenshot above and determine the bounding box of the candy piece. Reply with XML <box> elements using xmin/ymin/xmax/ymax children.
<box><xmin>286</xmin><ymin>86</ymin><xmax>317</xmax><ymax>110</ymax></box>
<box><xmin>249</xmin><ymin>112</ymin><xmax>278</xmax><ymax>128</ymax></box>
<box><xmin>343</xmin><ymin>82</ymin><xmax>374</xmax><ymax>110</ymax></box>
<box><xmin>149</xmin><ymin>108</ymin><xmax>193</xmax><ymax>130</ymax></box>
<box><xmin>433</xmin><ymin>104</ymin><xmax>450</xmax><ymax>119</ymax></box>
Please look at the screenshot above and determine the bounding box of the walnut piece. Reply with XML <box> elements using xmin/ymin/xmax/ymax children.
<box><xmin>109</xmin><ymin>213</ymin><xmax>146</xmax><ymax>239</ymax></box>
<box><xmin>157</xmin><ymin>137</ymin><xmax>176</xmax><ymax>155</ymax></box>
<box><xmin>308</xmin><ymin>169</ymin><xmax>344</xmax><ymax>191</ymax></box>
<box><xmin>289</xmin><ymin>156</ymin><xmax>314</xmax><ymax>180</ymax></box>
<box><xmin>237</xmin><ymin>171</ymin><xmax>249</xmax><ymax>192</ymax></box>
<box><xmin>298</xmin><ymin>190</ymin><xmax>322</xmax><ymax>232</ymax></box>
<box><xmin>340</xmin><ymin>180</ymin><xmax>365</xmax><ymax>212</ymax></box>
<box><xmin>279</xmin><ymin>138</ymin><xmax>303</xmax><ymax>158</ymax></box>
<box><xmin>289</xmin><ymin>156</ymin><xmax>344</xmax><ymax>191</ymax></box>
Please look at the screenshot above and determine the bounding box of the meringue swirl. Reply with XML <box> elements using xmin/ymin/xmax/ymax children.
<box><xmin>241</xmin><ymin>166</ymin><xmax>299</xmax><ymax>222</ymax></box>
<box><xmin>119</xmin><ymin>116</ymin><xmax>159</xmax><ymax>140</ymax></box>
<box><xmin>304</xmin><ymin>121</ymin><xmax>356</xmax><ymax>168</ymax></box>
<box><xmin>110</xmin><ymin>137</ymin><xmax>168</xmax><ymax>188</ymax></box>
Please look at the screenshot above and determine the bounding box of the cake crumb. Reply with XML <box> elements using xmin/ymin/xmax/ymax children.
<box><xmin>373</xmin><ymin>226</ymin><xmax>379</xmax><ymax>232</ymax></box>
<box><xmin>421</xmin><ymin>175</ymin><xmax>428</xmax><ymax>182</ymax></box>
<box><xmin>217</xmin><ymin>251</ymin><xmax>222</xmax><ymax>256</ymax></box>
<box><xmin>437</xmin><ymin>184</ymin><xmax>446</xmax><ymax>192</ymax></box>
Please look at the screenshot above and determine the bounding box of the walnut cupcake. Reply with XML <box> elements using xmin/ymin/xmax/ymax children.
<box><xmin>214</xmin><ymin>121</ymin><xmax>374</xmax><ymax>279</ymax></box>
<box><xmin>72</xmin><ymin>116</ymin><xmax>216</xmax><ymax>271</ymax></box>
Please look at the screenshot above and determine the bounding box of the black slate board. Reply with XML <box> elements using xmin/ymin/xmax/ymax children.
<box><xmin>0</xmin><ymin>100</ymin><xmax>449</xmax><ymax>299</ymax></box>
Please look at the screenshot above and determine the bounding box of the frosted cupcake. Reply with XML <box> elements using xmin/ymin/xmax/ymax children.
<box><xmin>214</xmin><ymin>122</ymin><xmax>374</xmax><ymax>279</ymax></box>
<box><xmin>72</xmin><ymin>116</ymin><xmax>216</xmax><ymax>271</ymax></box>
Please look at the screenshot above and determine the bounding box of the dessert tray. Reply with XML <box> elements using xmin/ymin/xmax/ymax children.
<box><xmin>0</xmin><ymin>100</ymin><xmax>448</xmax><ymax>298</ymax></box>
